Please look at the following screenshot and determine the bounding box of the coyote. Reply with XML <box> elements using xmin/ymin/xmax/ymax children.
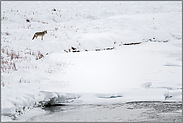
<box><xmin>32</xmin><ymin>30</ymin><xmax>47</xmax><ymax>40</ymax></box>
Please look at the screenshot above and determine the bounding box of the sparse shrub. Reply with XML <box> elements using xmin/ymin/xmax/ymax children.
<box><xmin>64</xmin><ymin>50</ymin><xmax>68</xmax><ymax>53</ymax></box>
<box><xmin>19</xmin><ymin>77</ymin><xmax>30</xmax><ymax>83</ymax></box>
<box><xmin>1</xmin><ymin>76</ymin><xmax>5</xmax><ymax>87</ymax></box>
<box><xmin>8</xmin><ymin>50</ymin><xmax>20</xmax><ymax>60</ymax></box>
<box><xmin>12</xmin><ymin>62</ymin><xmax>17</xmax><ymax>71</ymax></box>
<box><xmin>5</xmin><ymin>32</ymin><xmax>10</xmax><ymax>36</ymax></box>
<box><xmin>27</xmin><ymin>24</ymin><xmax>31</xmax><ymax>29</ymax></box>
<box><xmin>36</xmin><ymin>51</ymin><xmax>44</xmax><ymax>60</ymax></box>
<box><xmin>42</xmin><ymin>22</ymin><xmax>48</xmax><ymax>24</ymax></box>
<box><xmin>1</xmin><ymin>16</ymin><xmax>8</xmax><ymax>21</ymax></box>
<box><xmin>1</xmin><ymin>47</ymin><xmax>5</xmax><ymax>53</ymax></box>
<box><xmin>26</xmin><ymin>19</ymin><xmax>30</xmax><ymax>22</ymax></box>
<box><xmin>1</xmin><ymin>58</ymin><xmax>17</xmax><ymax>73</ymax></box>
<box><xmin>1</xmin><ymin>82</ymin><xmax>5</xmax><ymax>87</ymax></box>
<box><xmin>1</xmin><ymin>48</ymin><xmax>20</xmax><ymax>73</ymax></box>
<box><xmin>52</xmin><ymin>8</ymin><xmax>56</xmax><ymax>11</ymax></box>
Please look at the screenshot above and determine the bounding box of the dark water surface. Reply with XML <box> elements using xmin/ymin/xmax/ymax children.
<box><xmin>27</xmin><ymin>101</ymin><xmax>182</xmax><ymax>122</ymax></box>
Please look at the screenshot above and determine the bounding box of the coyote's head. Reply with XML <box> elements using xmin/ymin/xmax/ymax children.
<box><xmin>44</xmin><ymin>30</ymin><xmax>47</xmax><ymax>34</ymax></box>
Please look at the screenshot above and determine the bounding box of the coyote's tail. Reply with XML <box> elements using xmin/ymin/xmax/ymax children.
<box><xmin>32</xmin><ymin>35</ymin><xmax>35</xmax><ymax>40</ymax></box>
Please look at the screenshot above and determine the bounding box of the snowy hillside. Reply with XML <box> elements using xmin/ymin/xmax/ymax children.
<box><xmin>1</xmin><ymin>1</ymin><xmax>182</xmax><ymax>121</ymax></box>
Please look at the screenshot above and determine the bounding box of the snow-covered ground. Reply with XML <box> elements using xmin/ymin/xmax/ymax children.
<box><xmin>1</xmin><ymin>1</ymin><xmax>182</xmax><ymax>121</ymax></box>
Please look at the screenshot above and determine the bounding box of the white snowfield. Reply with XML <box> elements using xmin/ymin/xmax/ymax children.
<box><xmin>1</xmin><ymin>1</ymin><xmax>182</xmax><ymax>121</ymax></box>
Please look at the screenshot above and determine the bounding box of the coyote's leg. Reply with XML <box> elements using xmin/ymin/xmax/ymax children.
<box><xmin>41</xmin><ymin>36</ymin><xmax>43</xmax><ymax>40</ymax></box>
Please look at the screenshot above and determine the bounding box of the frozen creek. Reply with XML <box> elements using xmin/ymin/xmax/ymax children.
<box><xmin>15</xmin><ymin>101</ymin><xmax>182</xmax><ymax>122</ymax></box>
